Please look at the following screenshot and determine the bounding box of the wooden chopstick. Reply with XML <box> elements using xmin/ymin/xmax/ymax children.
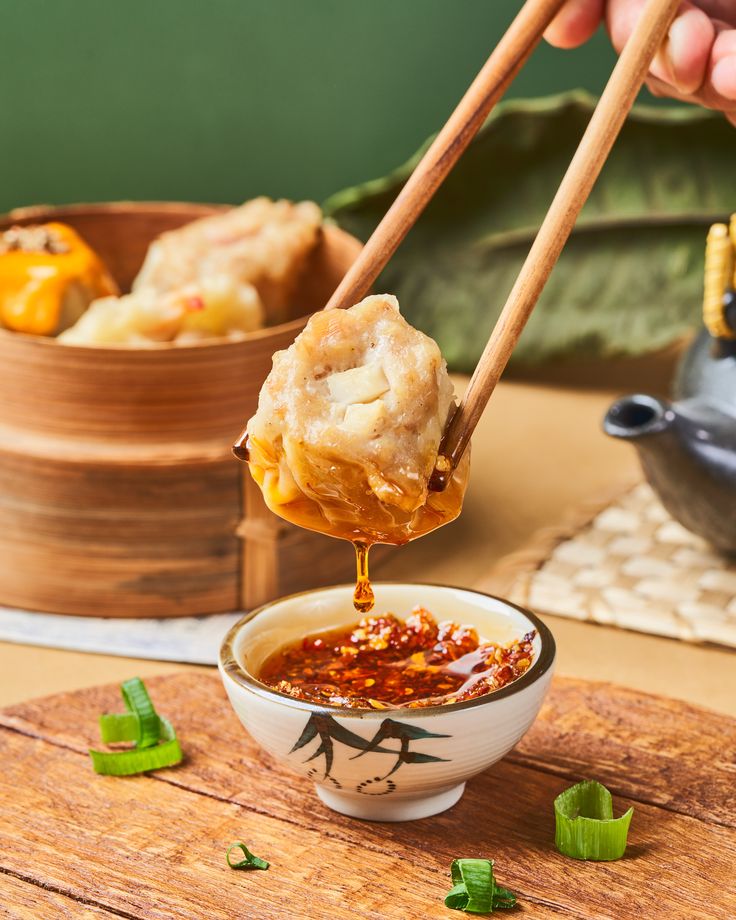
<box><xmin>430</xmin><ymin>0</ymin><xmax>681</xmax><ymax>489</ymax></box>
<box><xmin>323</xmin><ymin>0</ymin><xmax>568</xmax><ymax>312</ymax></box>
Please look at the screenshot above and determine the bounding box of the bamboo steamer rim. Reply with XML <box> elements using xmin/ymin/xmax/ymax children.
<box><xmin>0</xmin><ymin>199</ymin><xmax>351</xmax><ymax>354</ymax></box>
<box><xmin>0</xmin><ymin>316</ymin><xmax>308</xmax><ymax>353</ymax></box>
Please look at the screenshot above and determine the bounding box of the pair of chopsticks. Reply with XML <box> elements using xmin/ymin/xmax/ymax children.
<box><xmin>324</xmin><ymin>0</ymin><xmax>680</xmax><ymax>489</ymax></box>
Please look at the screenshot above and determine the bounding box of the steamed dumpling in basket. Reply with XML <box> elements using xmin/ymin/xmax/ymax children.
<box><xmin>245</xmin><ymin>294</ymin><xmax>471</xmax><ymax>545</ymax></box>
<box><xmin>134</xmin><ymin>197</ymin><xmax>322</xmax><ymax>326</ymax></box>
<box><xmin>60</xmin><ymin>198</ymin><xmax>322</xmax><ymax>345</ymax></box>
<box><xmin>59</xmin><ymin>278</ymin><xmax>264</xmax><ymax>346</ymax></box>
<box><xmin>0</xmin><ymin>223</ymin><xmax>118</xmax><ymax>336</ymax></box>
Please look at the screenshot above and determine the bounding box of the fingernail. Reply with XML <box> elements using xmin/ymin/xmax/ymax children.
<box><xmin>713</xmin><ymin>56</ymin><xmax>736</xmax><ymax>102</ymax></box>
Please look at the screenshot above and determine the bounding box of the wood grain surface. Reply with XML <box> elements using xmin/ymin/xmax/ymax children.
<box><xmin>0</xmin><ymin>673</ymin><xmax>733</xmax><ymax>919</ymax></box>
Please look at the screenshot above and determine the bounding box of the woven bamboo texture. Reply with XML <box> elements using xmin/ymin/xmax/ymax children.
<box><xmin>483</xmin><ymin>482</ymin><xmax>736</xmax><ymax>648</ymax></box>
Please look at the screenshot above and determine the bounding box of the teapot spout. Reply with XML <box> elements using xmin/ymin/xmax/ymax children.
<box><xmin>603</xmin><ymin>394</ymin><xmax>674</xmax><ymax>442</ymax></box>
<box><xmin>604</xmin><ymin>393</ymin><xmax>736</xmax><ymax>551</ymax></box>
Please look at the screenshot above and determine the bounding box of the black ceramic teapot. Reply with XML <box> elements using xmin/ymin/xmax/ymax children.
<box><xmin>604</xmin><ymin>221</ymin><xmax>736</xmax><ymax>553</ymax></box>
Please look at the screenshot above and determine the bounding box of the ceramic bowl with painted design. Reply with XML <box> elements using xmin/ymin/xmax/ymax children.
<box><xmin>219</xmin><ymin>583</ymin><xmax>555</xmax><ymax>822</ymax></box>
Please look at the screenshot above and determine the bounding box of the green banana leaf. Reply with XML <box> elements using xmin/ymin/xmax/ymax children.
<box><xmin>324</xmin><ymin>91</ymin><xmax>736</xmax><ymax>370</ymax></box>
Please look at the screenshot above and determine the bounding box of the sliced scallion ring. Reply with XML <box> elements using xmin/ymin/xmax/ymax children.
<box><xmin>445</xmin><ymin>882</ymin><xmax>471</xmax><ymax>910</ymax></box>
<box><xmin>554</xmin><ymin>780</ymin><xmax>633</xmax><ymax>861</ymax></box>
<box><xmin>89</xmin><ymin>679</ymin><xmax>181</xmax><ymax>776</ymax></box>
<box><xmin>120</xmin><ymin>677</ymin><xmax>161</xmax><ymax>749</ymax></box>
<box><xmin>226</xmin><ymin>842</ymin><xmax>270</xmax><ymax>871</ymax></box>
<box><xmin>89</xmin><ymin>718</ymin><xmax>182</xmax><ymax>776</ymax></box>
<box><xmin>491</xmin><ymin>886</ymin><xmax>517</xmax><ymax>910</ymax></box>
<box><xmin>445</xmin><ymin>859</ymin><xmax>517</xmax><ymax>913</ymax></box>
<box><xmin>99</xmin><ymin>712</ymin><xmax>139</xmax><ymax>744</ymax></box>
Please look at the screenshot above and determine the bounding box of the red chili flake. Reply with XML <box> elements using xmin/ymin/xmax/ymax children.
<box><xmin>259</xmin><ymin>610</ymin><xmax>536</xmax><ymax>709</ymax></box>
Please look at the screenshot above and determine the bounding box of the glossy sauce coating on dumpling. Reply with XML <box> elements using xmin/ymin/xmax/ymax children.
<box><xmin>246</xmin><ymin>294</ymin><xmax>470</xmax><ymax>544</ymax></box>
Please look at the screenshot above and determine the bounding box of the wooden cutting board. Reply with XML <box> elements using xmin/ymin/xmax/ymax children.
<box><xmin>1</xmin><ymin>673</ymin><xmax>734</xmax><ymax>920</ymax></box>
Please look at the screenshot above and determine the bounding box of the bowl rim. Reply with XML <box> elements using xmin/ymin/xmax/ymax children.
<box><xmin>219</xmin><ymin>582</ymin><xmax>556</xmax><ymax>719</ymax></box>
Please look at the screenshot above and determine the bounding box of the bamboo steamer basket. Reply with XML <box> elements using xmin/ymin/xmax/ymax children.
<box><xmin>0</xmin><ymin>202</ymin><xmax>364</xmax><ymax>617</ymax></box>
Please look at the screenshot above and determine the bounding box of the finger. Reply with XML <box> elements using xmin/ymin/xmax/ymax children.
<box><xmin>606</xmin><ymin>0</ymin><xmax>647</xmax><ymax>53</ymax></box>
<box><xmin>727</xmin><ymin>111</ymin><xmax>736</xmax><ymax>126</ymax></box>
<box><xmin>665</xmin><ymin>5</ymin><xmax>715</xmax><ymax>93</ymax></box>
<box><xmin>644</xmin><ymin>77</ymin><xmax>666</xmax><ymax>97</ymax></box>
<box><xmin>698</xmin><ymin>26</ymin><xmax>736</xmax><ymax>104</ymax></box>
<box><xmin>607</xmin><ymin>0</ymin><xmax>713</xmax><ymax>91</ymax></box>
<box><xmin>712</xmin><ymin>51</ymin><xmax>736</xmax><ymax>100</ymax></box>
<box><xmin>646</xmin><ymin>72</ymin><xmax>728</xmax><ymax>108</ymax></box>
<box><xmin>544</xmin><ymin>0</ymin><xmax>605</xmax><ymax>48</ymax></box>
<box><xmin>711</xmin><ymin>26</ymin><xmax>736</xmax><ymax>61</ymax></box>
<box><xmin>645</xmin><ymin>75</ymin><xmax>698</xmax><ymax>102</ymax></box>
<box><xmin>606</xmin><ymin>0</ymin><xmax>672</xmax><ymax>82</ymax></box>
<box><xmin>648</xmin><ymin>26</ymin><xmax>736</xmax><ymax>110</ymax></box>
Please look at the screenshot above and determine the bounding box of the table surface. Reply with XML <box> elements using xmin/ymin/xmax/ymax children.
<box><xmin>2</xmin><ymin>359</ymin><xmax>734</xmax><ymax>716</ymax></box>
<box><xmin>3</xmin><ymin>672</ymin><xmax>734</xmax><ymax>919</ymax></box>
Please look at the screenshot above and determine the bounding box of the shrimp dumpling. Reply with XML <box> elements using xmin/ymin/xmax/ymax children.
<box><xmin>133</xmin><ymin>198</ymin><xmax>322</xmax><ymax>326</ymax></box>
<box><xmin>245</xmin><ymin>294</ymin><xmax>470</xmax><ymax>544</ymax></box>
<box><xmin>59</xmin><ymin>198</ymin><xmax>323</xmax><ymax>346</ymax></box>
<box><xmin>59</xmin><ymin>277</ymin><xmax>264</xmax><ymax>346</ymax></box>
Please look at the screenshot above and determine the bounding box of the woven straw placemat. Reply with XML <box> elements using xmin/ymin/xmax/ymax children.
<box><xmin>479</xmin><ymin>481</ymin><xmax>736</xmax><ymax>648</ymax></box>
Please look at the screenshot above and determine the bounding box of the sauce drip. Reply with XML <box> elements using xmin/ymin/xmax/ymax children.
<box><xmin>258</xmin><ymin>607</ymin><xmax>535</xmax><ymax>709</ymax></box>
<box><xmin>248</xmin><ymin>437</ymin><xmax>470</xmax><ymax>545</ymax></box>
<box><xmin>352</xmin><ymin>541</ymin><xmax>374</xmax><ymax>613</ymax></box>
<box><xmin>245</xmin><ymin>431</ymin><xmax>471</xmax><ymax>608</ymax></box>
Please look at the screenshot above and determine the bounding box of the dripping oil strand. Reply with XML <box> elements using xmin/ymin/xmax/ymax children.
<box><xmin>353</xmin><ymin>541</ymin><xmax>374</xmax><ymax>613</ymax></box>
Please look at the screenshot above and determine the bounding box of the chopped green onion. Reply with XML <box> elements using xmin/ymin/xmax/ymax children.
<box><xmin>99</xmin><ymin>712</ymin><xmax>139</xmax><ymax>744</ymax></box>
<box><xmin>226</xmin><ymin>842</ymin><xmax>270</xmax><ymax>871</ymax></box>
<box><xmin>445</xmin><ymin>883</ymin><xmax>472</xmax><ymax>910</ymax></box>
<box><xmin>120</xmin><ymin>677</ymin><xmax>161</xmax><ymax>748</ymax></box>
<box><xmin>90</xmin><ymin>718</ymin><xmax>182</xmax><ymax>776</ymax></box>
<box><xmin>491</xmin><ymin>886</ymin><xmax>517</xmax><ymax>910</ymax></box>
<box><xmin>89</xmin><ymin>679</ymin><xmax>182</xmax><ymax>776</ymax></box>
<box><xmin>445</xmin><ymin>859</ymin><xmax>517</xmax><ymax>913</ymax></box>
<box><xmin>554</xmin><ymin>780</ymin><xmax>633</xmax><ymax>861</ymax></box>
<box><xmin>449</xmin><ymin>859</ymin><xmax>493</xmax><ymax>913</ymax></box>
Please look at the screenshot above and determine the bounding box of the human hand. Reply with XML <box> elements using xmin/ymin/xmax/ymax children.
<box><xmin>545</xmin><ymin>0</ymin><xmax>736</xmax><ymax>125</ymax></box>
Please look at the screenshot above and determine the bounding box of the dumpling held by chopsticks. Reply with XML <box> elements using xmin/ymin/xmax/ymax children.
<box><xmin>245</xmin><ymin>294</ymin><xmax>470</xmax><ymax>545</ymax></box>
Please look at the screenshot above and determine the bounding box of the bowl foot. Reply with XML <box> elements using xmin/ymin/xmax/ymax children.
<box><xmin>315</xmin><ymin>782</ymin><xmax>466</xmax><ymax>822</ymax></box>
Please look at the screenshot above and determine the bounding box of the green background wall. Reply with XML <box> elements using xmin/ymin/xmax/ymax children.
<box><xmin>3</xmin><ymin>1</ymin><xmax>626</xmax><ymax>213</ymax></box>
